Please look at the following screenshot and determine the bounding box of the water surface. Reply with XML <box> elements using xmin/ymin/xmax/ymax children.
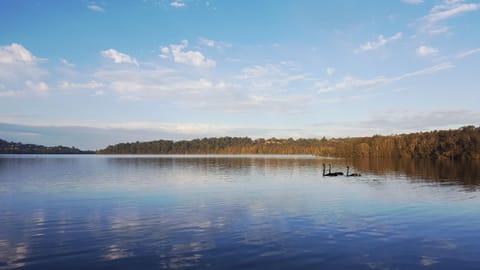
<box><xmin>1</xmin><ymin>155</ymin><xmax>480</xmax><ymax>269</ymax></box>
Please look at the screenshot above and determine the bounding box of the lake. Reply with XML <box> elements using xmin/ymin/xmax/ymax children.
<box><xmin>1</xmin><ymin>155</ymin><xmax>480</xmax><ymax>269</ymax></box>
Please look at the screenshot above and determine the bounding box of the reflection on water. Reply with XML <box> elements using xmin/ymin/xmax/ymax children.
<box><xmin>352</xmin><ymin>158</ymin><xmax>480</xmax><ymax>188</ymax></box>
<box><xmin>0</xmin><ymin>240</ymin><xmax>28</xmax><ymax>269</ymax></box>
<box><xmin>0</xmin><ymin>155</ymin><xmax>480</xmax><ymax>269</ymax></box>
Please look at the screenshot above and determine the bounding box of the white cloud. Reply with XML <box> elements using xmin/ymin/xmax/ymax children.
<box><xmin>101</xmin><ymin>49</ymin><xmax>138</xmax><ymax>65</ymax></box>
<box><xmin>198</xmin><ymin>37</ymin><xmax>232</xmax><ymax>50</ymax></box>
<box><xmin>198</xmin><ymin>37</ymin><xmax>215</xmax><ymax>47</ymax></box>
<box><xmin>355</xmin><ymin>32</ymin><xmax>402</xmax><ymax>53</ymax></box>
<box><xmin>426</xmin><ymin>25</ymin><xmax>450</xmax><ymax>34</ymax></box>
<box><xmin>93</xmin><ymin>90</ymin><xmax>105</xmax><ymax>96</ymax></box>
<box><xmin>326</xmin><ymin>67</ymin><xmax>335</xmax><ymax>76</ymax></box>
<box><xmin>396</xmin><ymin>62</ymin><xmax>454</xmax><ymax>78</ymax></box>
<box><xmin>416</xmin><ymin>45</ymin><xmax>439</xmax><ymax>57</ymax></box>
<box><xmin>87</xmin><ymin>4</ymin><xmax>104</xmax><ymax>12</ymax></box>
<box><xmin>457</xmin><ymin>48</ymin><xmax>480</xmax><ymax>58</ymax></box>
<box><xmin>0</xmin><ymin>43</ymin><xmax>40</xmax><ymax>64</ymax></box>
<box><xmin>229</xmin><ymin>64</ymin><xmax>316</xmax><ymax>112</ymax></box>
<box><xmin>59</xmin><ymin>81</ymin><xmax>105</xmax><ymax>90</ymax></box>
<box><xmin>90</xmin><ymin>60</ymin><xmax>313</xmax><ymax>113</ymax></box>
<box><xmin>319</xmin><ymin>77</ymin><xmax>389</xmax><ymax>93</ymax></box>
<box><xmin>94</xmin><ymin>66</ymin><xmax>228</xmax><ymax>100</ymax></box>
<box><xmin>170</xmin><ymin>1</ymin><xmax>185</xmax><ymax>8</ymax></box>
<box><xmin>0</xmin><ymin>84</ymin><xmax>22</xmax><ymax>97</ymax></box>
<box><xmin>0</xmin><ymin>43</ymin><xmax>47</xmax><ymax>96</ymax></box>
<box><xmin>420</xmin><ymin>0</ymin><xmax>480</xmax><ymax>34</ymax></box>
<box><xmin>429</xmin><ymin>1</ymin><xmax>479</xmax><ymax>19</ymax></box>
<box><xmin>0</xmin><ymin>90</ymin><xmax>21</xmax><ymax>97</ymax></box>
<box><xmin>86</xmin><ymin>60</ymin><xmax>451</xmax><ymax>113</ymax></box>
<box><xmin>239</xmin><ymin>64</ymin><xmax>308</xmax><ymax>90</ymax></box>
<box><xmin>318</xmin><ymin>63</ymin><xmax>454</xmax><ymax>92</ymax></box>
<box><xmin>159</xmin><ymin>46</ymin><xmax>170</xmax><ymax>59</ymax></box>
<box><xmin>170</xmin><ymin>40</ymin><xmax>216</xmax><ymax>68</ymax></box>
<box><xmin>25</xmin><ymin>80</ymin><xmax>48</xmax><ymax>94</ymax></box>
<box><xmin>103</xmin><ymin>122</ymin><xmax>232</xmax><ymax>135</ymax></box>
<box><xmin>60</xmin><ymin>58</ymin><xmax>75</xmax><ymax>68</ymax></box>
<box><xmin>402</xmin><ymin>0</ymin><xmax>424</xmax><ymax>4</ymax></box>
<box><xmin>241</xmin><ymin>65</ymin><xmax>281</xmax><ymax>78</ymax></box>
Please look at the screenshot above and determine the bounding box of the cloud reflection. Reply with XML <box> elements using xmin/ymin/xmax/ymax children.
<box><xmin>102</xmin><ymin>244</ymin><xmax>131</xmax><ymax>261</ymax></box>
<box><xmin>0</xmin><ymin>240</ymin><xmax>28</xmax><ymax>269</ymax></box>
<box><xmin>420</xmin><ymin>256</ymin><xmax>438</xmax><ymax>266</ymax></box>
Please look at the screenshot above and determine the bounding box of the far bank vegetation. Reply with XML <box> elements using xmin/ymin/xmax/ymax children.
<box><xmin>98</xmin><ymin>126</ymin><xmax>480</xmax><ymax>160</ymax></box>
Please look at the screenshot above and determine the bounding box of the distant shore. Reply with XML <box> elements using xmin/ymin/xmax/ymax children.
<box><xmin>0</xmin><ymin>139</ymin><xmax>94</xmax><ymax>154</ymax></box>
<box><xmin>2</xmin><ymin>126</ymin><xmax>480</xmax><ymax>159</ymax></box>
<box><xmin>96</xmin><ymin>126</ymin><xmax>480</xmax><ymax>160</ymax></box>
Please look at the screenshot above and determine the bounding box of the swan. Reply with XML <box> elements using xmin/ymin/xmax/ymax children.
<box><xmin>346</xmin><ymin>166</ymin><xmax>361</xmax><ymax>177</ymax></box>
<box><xmin>322</xmin><ymin>163</ymin><xmax>336</xmax><ymax>176</ymax></box>
<box><xmin>323</xmin><ymin>164</ymin><xmax>343</xmax><ymax>176</ymax></box>
<box><xmin>329</xmin><ymin>164</ymin><xmax>344</xmax><ymax>176</ymax></box>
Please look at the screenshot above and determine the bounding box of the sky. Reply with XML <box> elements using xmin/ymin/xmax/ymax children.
<box><xmin>1</xmin><ymin>0</ymin><xmax>480</xmax><ymax>150</ymax></box>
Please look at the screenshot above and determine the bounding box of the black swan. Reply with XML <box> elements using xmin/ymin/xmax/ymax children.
<box><xmin>323</xmin><ymin>164</ymin><xmax>343</xmax><ymax>176</ymax></box>
<box><xmin>346</xmin><ymin>166</ymin><xmax>361</xmax><ymax>177</ymax></box>
<box><xmin>329</xmin><ymin>164</ymin><xmax>344</xmax><ymax>176</ymax></box>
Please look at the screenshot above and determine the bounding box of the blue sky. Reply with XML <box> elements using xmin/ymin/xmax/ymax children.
<box><xmin>1</xmin><ymin>0</ymin><xmax>479</xmax><ymax>149</ymax></box>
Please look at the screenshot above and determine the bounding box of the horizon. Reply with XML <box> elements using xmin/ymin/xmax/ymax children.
<box><xmin>1</xmin><ymin>1</ymin><xmax>480</xmax><ymax>149</ymax></box>
<box><xmin>2</xmin><ymin>124</ymin><xmax>476</xmax><ymax>151</ymax></box>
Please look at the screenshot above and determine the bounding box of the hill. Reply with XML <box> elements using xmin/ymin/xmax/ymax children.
<box><xmin>0</xmin><ymin>139</ymin><xmax>94</xmax><ymax>154</ymax></box>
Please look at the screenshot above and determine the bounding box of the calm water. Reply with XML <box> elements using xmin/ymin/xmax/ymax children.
<box><xmin>1</xmin><ymin>155</ymin><xmax>480</xmax><ymax>270</ymax></box>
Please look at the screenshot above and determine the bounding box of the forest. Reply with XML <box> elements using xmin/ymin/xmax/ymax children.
<box><xmin>98</xmin><ymin>126</ymin><xmax>480</xmax><ymax>160</ymax></box>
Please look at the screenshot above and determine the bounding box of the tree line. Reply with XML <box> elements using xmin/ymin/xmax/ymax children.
<box><xmin>0</xmin><ymin>139</ymin><xmax>93</xmax><ymax>154</ymax></box>
<box><xmin>97</xmin><ymin>126</ymin><xmax>480</xmax><ymax>160</ymax></box>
